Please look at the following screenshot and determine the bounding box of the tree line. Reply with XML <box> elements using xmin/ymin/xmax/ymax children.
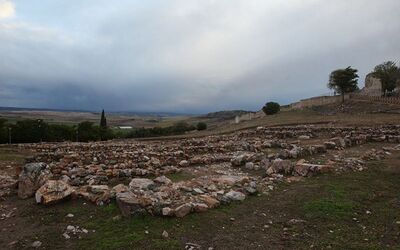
<box><xmin>0</xmin><ymin>112</ymin><xmax>208</xmax><ymax>144</ymax></box>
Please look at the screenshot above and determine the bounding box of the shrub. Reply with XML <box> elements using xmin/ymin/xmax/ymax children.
<box><xmin>171</xmin><ymin>121</ymin><xmax>195</xmax><ymax>134</ymax></box>
<box><xmin>262</xmin><ymin>102</ymin><xmax>280</xmax><ymax>115</ymax></box>
<box><xmin>77</xmin><ymin>121</ymin><xmax>100</xmax><ymax>142</ymax></box>
<box><xmin>196</xmin><ymin>122</ymin><xmax>207</xmax><ymax>131</ymax></box>
<box><xmin>0</xmin><ymin>118</ymin><xmax>8</xmax><ymax>143</ymax></box>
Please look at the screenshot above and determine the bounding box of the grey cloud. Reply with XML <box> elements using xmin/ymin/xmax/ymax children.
<box><xmin>0</xmin><ymin>0</ymin><xmax>399</xmax><ymax>113</ymax></box>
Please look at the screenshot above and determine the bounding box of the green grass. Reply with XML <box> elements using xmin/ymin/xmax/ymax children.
<box><xmin>166</xmin><ymin>171</ymin><xmax>194</xmax><ymax>182</ymax></box>
<box><xmin>303</xmin><ymin>199</ymin><xmax>355</xmax><ymax>218</ymax></box>
<box><xmin>63</xmin><ymin>203</ymin><xmax>181</xmax><ymax>250</ymax></box>
<box><xmin>302</xmin><ymin>180</ymin><xmax>356</xmax><ymax>218</ymax></box>
<box><xmin>0</xmin><ymin>148</ymin><xmax>29</xmax><ymax>162</ymax></box>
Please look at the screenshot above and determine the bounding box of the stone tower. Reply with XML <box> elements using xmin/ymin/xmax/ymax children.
<box><xmin>360</xmin><ymin>73</ymin><xmax>382</xmax><ymax>96</ymax></box>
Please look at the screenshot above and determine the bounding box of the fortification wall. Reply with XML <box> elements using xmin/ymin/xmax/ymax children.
<box><xmin>233</xmin><ymin>110</ymin><xmax>265</xmax><ymax>123</ymax></box>
<box><xmin>290</xmin><ymin>94</ymin><xmax>350</xmax><ymax>109</ymax></box>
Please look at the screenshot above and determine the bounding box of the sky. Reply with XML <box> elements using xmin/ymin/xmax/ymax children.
<box><xmin>0</xmin><ymin>0</ymin><xmax>399</xmax><ymax>114</ymax></box>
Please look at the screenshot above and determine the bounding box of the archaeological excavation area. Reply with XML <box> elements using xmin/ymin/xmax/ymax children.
<box><xmin>1</xmin><ymin>124</ymin><xmax>400</xmax><ymax>222</ymax></box>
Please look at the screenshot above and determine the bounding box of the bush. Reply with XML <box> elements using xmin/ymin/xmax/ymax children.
<box><xmin>171</xmin><ymin>121</ymin><xmax>195</xmax><ymax>134</ymax></box>
<box><xmin>12</xmin><ymin>119</ymin><xmax>48</xmax><ymax>143</ymax></box>
<box><xmin>196</xmin><ymin>122</ymin><xmax>207</xmax><ymax>131</ymax></box>
<box><xmin>0</xmin><ymin>119</ymin><xmax>8</xmax><ymax>143</ymax></box>
<box><xmin>262</xmin><ymin>102</ymin><xmax>280</xmax><ymax>115</ymax></box>
<box><xmin>77</xmin><ymin>121</ymin><xmax>100</xmax><ymax>142</ymax></box>
<box><xmin>46</xmin><ymin>124</ymin><xmax>75</xmax><ymax>142</ymax></box>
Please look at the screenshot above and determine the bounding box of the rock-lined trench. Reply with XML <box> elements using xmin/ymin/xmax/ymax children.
<box><xmin>2</xmin><ymin>124</ymin><xmax>400</xmax><ymax>218</ymax></box>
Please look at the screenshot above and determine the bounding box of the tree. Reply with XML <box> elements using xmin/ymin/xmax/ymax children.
<box><xmin>100</xmin><ymin>109</ymin><xmax>107</xmax><ymax>128</ymax></box>
<box><xmin>99</xmin><ymin>109</ymin><xmax>108</xmax><ymax>141</ymax></box>
<box><xmin>12</xmin><ymin>119</ymin><xmax>48</xmax><ymax>143</ymax></box>
<box><xmin>262</xmin><ymin>102</ymin><xmax>280</xmax><ymax>115</ymax></box>
<box><xmin>78</xmin><ymin>121</ymin><xmax>100</xmax><ymax>142</ymax></box>
<box><xmin>328</xmin><ymin>66</ymin><xmax>359</xmax><ymax>102</ymax></box>
<box><xmin>196</xmin><ymin>122</ymin><xmax>207</xmax><ymax>131</ymax></box>
<box><xmin>372</xmin><ymin>61</ymin><xmax>400</xmax><ymax>96</ymax></box>
<box><xmin>0</xmin><ymin>118</ymin><xmax>7</xmax><ymax>143</ymax></box>
<box><xmin>171</xmin><ymin>121</ymin><xmax>195</xmax><ymax>134</ymax></box>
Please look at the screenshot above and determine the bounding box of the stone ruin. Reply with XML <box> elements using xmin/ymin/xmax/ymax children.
<box><xmin>359</xmin><ymin>73</ymin><xmax>383</xmax><ymax>97</ymax></box>
<box><xmin>2</xmin><ymin>124</ymin><xmax>400</xmax><ymax>218</ymax></box>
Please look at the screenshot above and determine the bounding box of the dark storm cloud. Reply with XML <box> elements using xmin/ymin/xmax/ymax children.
<box><xmin>0</xmin><ymin>0</ymin><xmax>399</xmax><ymax>113</ymax></box>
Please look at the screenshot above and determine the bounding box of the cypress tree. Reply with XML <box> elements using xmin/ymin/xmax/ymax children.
<box><xmin>100</xmin><ymin>109</ymin><xmax>107</xmax><ymax>128</ymax></box>
<box><xmin>100</xmin><ymin>109</ymin><xmax>108</xmax><ymax>141</ymax></box>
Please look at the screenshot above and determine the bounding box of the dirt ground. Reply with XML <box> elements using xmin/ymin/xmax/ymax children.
<box><xmin>0</xmin><ymin>143</ymin><xmax>399</xmax><ymax>249</ymax></box>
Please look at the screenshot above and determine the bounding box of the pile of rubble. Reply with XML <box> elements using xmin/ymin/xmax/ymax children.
<box><xmin>16</xmin><ymin>162</ymin><xmax>263</xmax><ymax>217</ymax></box>
<box><xmin>3</xmin><ymin>124</ymin><xmax>400</xmax><ymax>217</ymax></box>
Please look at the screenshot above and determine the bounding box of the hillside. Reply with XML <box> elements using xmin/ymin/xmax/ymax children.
<box><xmin>202</xmin><ymin>110</ymin><xmax>252</xmax><ymax>120</ymax></box>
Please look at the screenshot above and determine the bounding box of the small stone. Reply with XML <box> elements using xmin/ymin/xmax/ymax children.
<box><xmin>198</xmin><ymin>195</ymin><xmax>219</xmax><ymax>208</ymax></box>
<box><xmin>116</xmin><ymin>192</ymin><xmax>142</xmax><ymax>217</ymax></box>
<box><xmin>288</xmin><ymin>219</ymin><xmax>306</xmax><ymax>224</ymax></box>
<box><xmin>224</xmin><ymin>190</ymin><xmax>246</xmax><ymax>201</ymax></box>
<box><xmin>193</xmin><ymin>203</ymin><xmax>208</xmax><ymax>213</ymax></box>
<box><xmin>63</xmin><ymin>233</ymin><xmax>71</xmax><ymax>239</ymax></box>
<box><xmin>162</xmin><ymin>230</ymin><xmax>169</xmax><ymax>239</ymax></box>
<box><xmin>245</xmin><ymin>162</ymin><xmax>254</xmax><ymax>170</ymax></box>
<box><xmin>185</xmin><ymin>242</ymin><xmax>201</xmax><ymax>250</ymax></box>
<box><xmin>31</xmin><ymin>241</ymin><xmax>42</xmax><ymax>248</ymax></box>
<box><xmin>112</xmin><ymin>215</ymin><xmax>122</xmax><ymax>221</ymax></box>
<box><xmin>179</xmin><ymin>160</ymin><xmax>189</xmax><ymax>167</ymax></box>
<box><xmin>154</xmin><ymin>176</ymin><xmax>172</xmax><ymax>185</ymax></box>
<box><xmin>162</xmin><ymin>207</ymin><xmax>175</xmax><ymax>217</ymax></box>
<box><xmin>129</xmin><ymin>178</ymin><xmax>155</xmax><ymax>191</ymax></box>
<box><xmin>193</xmin><ymin>188</ymin><xmax>204</xmax><ymax>194</ymax></box>
<box><xmin>66</xmin><ymin>213</ymin><xmax>74</xmax><ymax>218</ymax></box>
<box><xmin>175</xmin><ymin>203</ymin><xmax>192</xmax><ymax>218</ymax></box>
<box><xmin>35</xmin><ymin>180</ymin><xmax>74</xmax><ymax>205</ymax></box>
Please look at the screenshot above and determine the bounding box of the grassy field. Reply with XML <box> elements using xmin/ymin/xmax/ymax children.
<box><xmin>0</xmin><ymin>110</ymin><xmax>195</xmax><ymax>128</ymax></box>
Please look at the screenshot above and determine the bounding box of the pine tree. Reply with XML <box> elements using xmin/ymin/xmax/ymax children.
<box><xmin>328</xmin><ymin>66</ymin><xmax>359</xmax><ymax>103</ymax></box>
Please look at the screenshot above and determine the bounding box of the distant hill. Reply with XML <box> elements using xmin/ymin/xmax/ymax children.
<box><xmin>0</xmin><ymin>106</ymin><xmax>190</xmax><ymax>117</ymax></box>
<box><xmin>202</xmin><ymin>110</ymin><xmax>252</xmax><ymax>120</ymax></box>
